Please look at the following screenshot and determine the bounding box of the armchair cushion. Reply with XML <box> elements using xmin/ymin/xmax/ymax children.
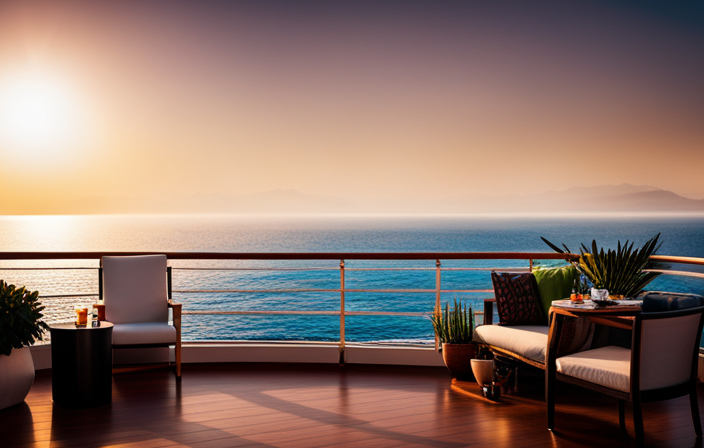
<box><xmin>112</xmin><ymin>323</ymin><xmax>177</xmax><ymax>346</ymax></box>
<box><xmin>556</xmin><ymin>346</ymin><xmax>631</xmax><ymax>392</ymax></box>
<box><xmin>103</xmin><ymin>255</ymin><xmax>169</xmax><ymax>324</ymax></box>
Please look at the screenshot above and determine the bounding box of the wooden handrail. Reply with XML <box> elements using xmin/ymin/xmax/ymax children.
<box><xmin>2</xmin><ymin>251</ymin><xmax>701</xmax><ymax>266</ymax></box>
<box><xmin>0</xmin><ymin>251</ymin><xmax>573</xmax><ymax>261</ymax></box>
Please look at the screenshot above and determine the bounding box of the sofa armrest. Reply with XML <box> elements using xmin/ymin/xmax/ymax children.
<box><xmin>484</xmin><ymin>299</ymin><xmax>496</xmax><ymax>325</ymax></box>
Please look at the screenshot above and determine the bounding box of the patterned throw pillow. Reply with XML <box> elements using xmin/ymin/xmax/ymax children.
<box><xmin>491</xmin><ymin>272</ymin><xmax>543</xmax><ymax>325</ymax></box>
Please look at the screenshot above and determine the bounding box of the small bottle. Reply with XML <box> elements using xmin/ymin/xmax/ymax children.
<box><xmin>581</xmin><ymin>275</ymin><xmax>591</xmax><ymax>301</ymax></box>
<box><xmin>91</xmin><ymin>305</ymin><xmax>100</xmax><ymax>327</ymax></box>
<box><xmin>570</xmin><ymin>278</ymin><xmax>582</xmax><ymax>303</ymax></box>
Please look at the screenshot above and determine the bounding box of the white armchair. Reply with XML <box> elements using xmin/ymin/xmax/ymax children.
<box><xmin>547</xmin><ymin>305</ymin><xmax>704</xmax><ymax>446</ymax></box>
<box><xmin>100</xmin><ymin>255</ymin><xmax>182</xmax><ymax>378</ymax></box>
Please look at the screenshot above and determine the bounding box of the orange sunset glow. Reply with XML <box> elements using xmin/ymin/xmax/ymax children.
<box><xmin>1</xmin><ymin>1</ymin><xmax>703</xmax><ymax>214</ymax></box>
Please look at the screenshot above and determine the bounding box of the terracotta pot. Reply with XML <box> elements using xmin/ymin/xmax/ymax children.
<box><xmin>0</xmin><ymin>347</ymin><xmax>35</xmax><ymax>410</ymax></box>
<box><xmin>441</xmin><ymin>343</ymin><xmax>477</xmax><ymax>380</ymax></box>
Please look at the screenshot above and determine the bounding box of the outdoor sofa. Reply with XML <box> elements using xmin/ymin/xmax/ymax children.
<box><xmin>474</xmin><ymin>267</ymin><xmax>704</xmax><ymax>371</ymax></box>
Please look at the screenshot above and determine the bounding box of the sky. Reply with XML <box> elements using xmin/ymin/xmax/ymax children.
<box><xmin>0</xmin><ymin>0</ymin><xmax>703</xmax><ymax>214</ymax></box>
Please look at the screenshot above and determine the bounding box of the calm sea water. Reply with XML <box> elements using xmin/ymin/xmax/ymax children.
<box><xmin>1</xmin><ymin>214</ymin><xmax>703</xmax><ymax>344</ymax></box>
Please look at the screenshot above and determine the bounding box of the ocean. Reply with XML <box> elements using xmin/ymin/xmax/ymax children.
<box><xmin>1</xmin><ymin>214</ymin><xmax>704</xmax><ymax>344</ymax></box>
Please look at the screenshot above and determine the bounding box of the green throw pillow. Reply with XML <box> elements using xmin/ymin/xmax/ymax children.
<box><xmin>533</xmin><ymin>266</ymin><xmax>578</xmax><ymax>324</ymax></box>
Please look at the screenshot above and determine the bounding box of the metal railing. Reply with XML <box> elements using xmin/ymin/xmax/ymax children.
<box><xmin>1</xmin><ymin>252</ymin><xmax>704</xmax><ymax>359</ymax></box>
<box><xmin>169</xmin><ymin>259</ymin><xmax>531</xmax><ymax>353</ymax></box>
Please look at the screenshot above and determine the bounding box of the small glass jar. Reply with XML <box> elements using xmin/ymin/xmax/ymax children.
<box><xmin>75</xmin><ymin>305</ymin><xmax>88</xmax><ymax>326</ymax></box>
<box><xmin>93</xmin><ymin>303</ymin><xmax>106</xmax><ymax>321</ymax></box>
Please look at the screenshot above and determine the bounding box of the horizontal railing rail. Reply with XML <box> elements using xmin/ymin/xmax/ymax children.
<box><xmin>646</xmin><ymin>269</ymin><xmax>704</xmax><ymax>279</ymax></box>
<box><xmin>0</xmin><ymin>251</ymin><xmax>572</xmax><ymax>260</ymax></box>
<box><xmin>651</xmin><ymin>255</ymin><xmax>704</xmax><ymax>267</ymax></box>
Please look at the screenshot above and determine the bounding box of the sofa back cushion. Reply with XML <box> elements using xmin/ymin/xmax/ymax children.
<box><xmin>533</xmin><ymin>266</ymin><xmax>578</xmax><ymax>324</ymax></box>
<box><xmin>491</xmin><ymin>272</ymin><xmax>543</xmax><ymax>325</ymax></box>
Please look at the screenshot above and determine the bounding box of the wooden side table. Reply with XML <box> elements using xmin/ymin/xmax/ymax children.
<box><xmin>50</xmin><ymin>322</ymin><xmax>113</xmax><ymax>408</ymax></box>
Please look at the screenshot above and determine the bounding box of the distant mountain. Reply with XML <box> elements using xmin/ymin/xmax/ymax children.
<box><xmin>446</xmin><ymin>184</ymin><xmax>704</xmax><ymax>214</ymax></box>
<box><xmin>525</xmin><ymin>184</ymin><xmax>704</xmax><ymax>213</ymax></box>
<box><xmin>594</xmin><ymin>189</ymin><xmax>704</xmax><ymax>213</ymax></box>
<box><xmin>546</xmin><ymin>184</ymin><xmax>660</xmax><ymax>199</ymax></box>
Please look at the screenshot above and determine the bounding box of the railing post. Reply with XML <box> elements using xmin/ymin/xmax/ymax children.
<box><xmin>98</xmin><ymin>266</ymin><xmax>104</xmax><ymax>301</ymax></box>
<box><xmin>167</xmin><ymin>266</ymin><xmax>173</xmax><ymax>300</ymax></box>
<box><xmin>339</xmin><ymin>259</ymin><xmax>346</xmax><ymax>365</ymax></box>
<box><xmin>529</xmin><ymin>259</ymin><xmax>534</xmax><ymax>273</ymax></box>
<box><xmin>435</xmin><ymin>259</ymin><xmax>441</xmax><ymax>351</ymax></box>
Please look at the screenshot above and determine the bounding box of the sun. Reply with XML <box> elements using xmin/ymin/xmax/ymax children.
<box><xmin>0</xmin><ymin>71</ymin><xmax>85</xmax><ymax>157</ymax></box>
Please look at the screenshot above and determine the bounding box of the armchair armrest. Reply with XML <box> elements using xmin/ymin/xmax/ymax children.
<box><xmin>168</xmin><ymin>300</ymin><xmax>182</xmax><ymax>327</ymax></box>
<box><xmin>168</xmin><ymin>299</ymin><xmax>181</xmax><ymax>311</ymax></box>
<box><xmin>168</xmin><ymin>300</ymin><xmax>182</xmax><ymax>378</ymax></box>
<box><xmin>483</xmin><ymin>298</ymin><xmax>496</xmax><ymax>325</ymax></box>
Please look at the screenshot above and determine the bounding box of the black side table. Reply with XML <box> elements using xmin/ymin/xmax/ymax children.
<box><xmin>50</xmin><ymin>322</ymin><xmax>113</xmax><ymax>408</ymax></box>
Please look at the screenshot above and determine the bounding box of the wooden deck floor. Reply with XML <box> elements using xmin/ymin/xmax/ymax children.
<box><xmin>2</xmin><ymin>363</ymin><xmax>703</xmax><ymax>448</ymax></box>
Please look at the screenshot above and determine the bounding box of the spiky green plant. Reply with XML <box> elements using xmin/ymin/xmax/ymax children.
<box><xmin>541</xmin><ymin>234</ymin><xmax>662</xmax><ymax>297</ymax></box>
<box><xmin>0</xmin><ymin>280</ymin><xmax>49</xmax><ymax>356</ymax></box>
<box><xmin>430</xmin><ymin>298</ymin><xmax>474</xmax><ymax>344</ymax></box>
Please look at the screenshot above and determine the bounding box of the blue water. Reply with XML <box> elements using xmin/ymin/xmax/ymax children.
<box><xmin>1</xmin><ymin>214</ymin><xmax>703</xmax><ymax>344</ymax></box>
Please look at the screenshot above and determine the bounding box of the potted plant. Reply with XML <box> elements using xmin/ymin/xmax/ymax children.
<box><xmin>541</xmin><ymin>234</ymin><xmax>662</xmax><ymax>299</ymax></box>
<box><xmin>0</xmin><ymin>280</ymin><xmax>48</xmax><ymax>410</ymax></box>
<box><xmin>430</xmin><ymin>298</ymin><xmax>476</xmax><ymax>380</ymax></box>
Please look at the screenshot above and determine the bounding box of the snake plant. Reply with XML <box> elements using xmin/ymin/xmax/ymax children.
<box><xmin>430</xmin><ymin>298</ymin><xmax>474</xmax><ymax>344</ymax></box>
<box><xmin>541</xmin><ymin>234</ymin><xmax>662</xmax><ymax>298</ymax></box>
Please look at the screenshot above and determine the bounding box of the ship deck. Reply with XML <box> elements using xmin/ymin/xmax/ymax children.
<box><xmin>4</xmin><ymin>363</ymin><xmax>704</xmax><ymax>448</ymax></box>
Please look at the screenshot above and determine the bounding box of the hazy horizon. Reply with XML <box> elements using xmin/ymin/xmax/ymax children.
<box><xmin>3</xmin><ymin>183</ymin><xmax>704</xmax><ymax>216</ymax></box>
<box><xmin>1</xmin><ymin>1</ymin><xmax>703</xmax><ymax>215</ymax></box>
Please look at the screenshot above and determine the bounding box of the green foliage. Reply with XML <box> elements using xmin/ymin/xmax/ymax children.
<box><xmin>0</xmin><ymin>280</ymin><xmax>49</xmax><ymax>356</ymax></box>
<box><xmin>541</xmin><ymin>234</ymin><xmax>662</xmax><ymax>297</ymax></box>
<box><xmin>430</xmin><ymin>298</ymin><xmax>474</xmax><ymax>344</ymax></box>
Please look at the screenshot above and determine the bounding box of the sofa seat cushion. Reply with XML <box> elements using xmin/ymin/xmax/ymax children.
<box><xmin>111</xmin><ymin>322</ymin><xmax>177</xmax><ymax>346</ymax></box>
<box><xmin>556</xmin><ymin>346</ymin><xmax>630</xmax><ymax>392</ymax></box>
<box><xmin>474</xmin><ymin>325</ymin><xmax>548</xmax><ymax>364</ymax></box>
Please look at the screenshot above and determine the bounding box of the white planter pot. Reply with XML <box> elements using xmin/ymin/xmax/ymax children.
<box><xmin>0</xmin><ymin>347</ymin><xmax>35</xmax><ymax>410</ymax></box>
<box><xmin>470</xmin><ymin>359</ymin><xmax>494</xmax><ymax>386</ymax></box>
